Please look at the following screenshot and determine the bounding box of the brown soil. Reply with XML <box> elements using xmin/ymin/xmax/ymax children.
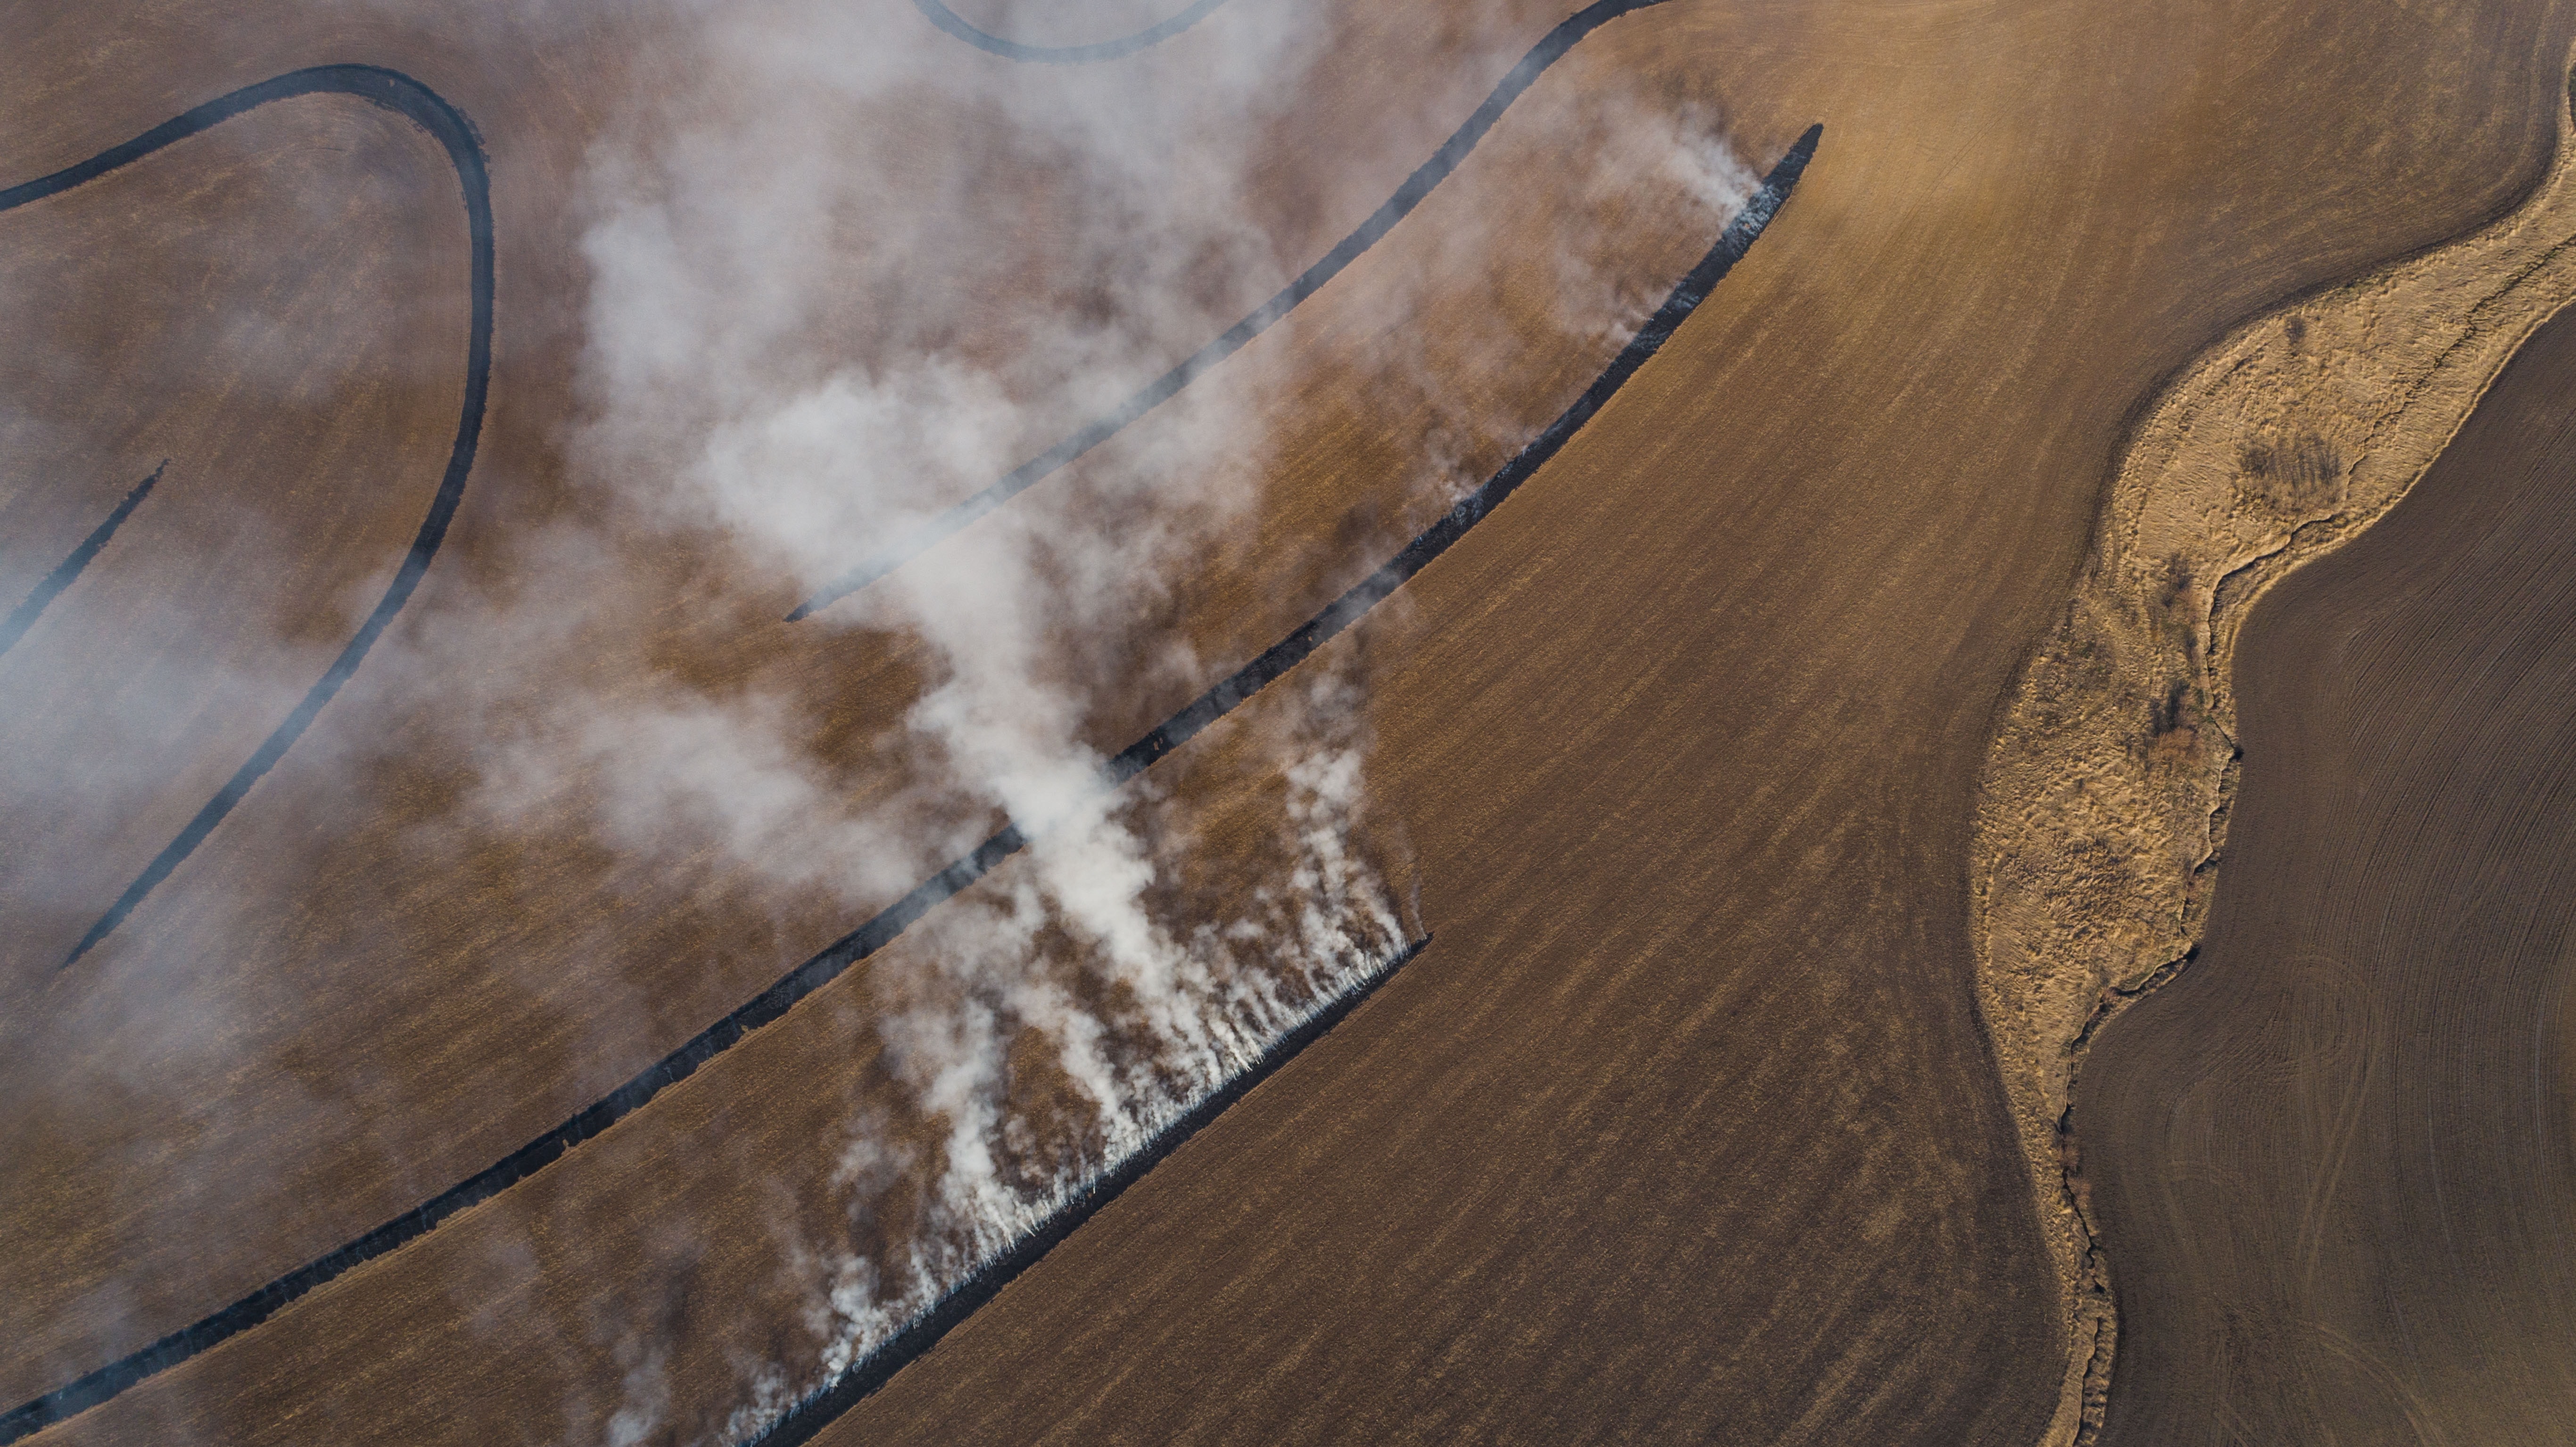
<box><xmin>3</xmin><ymin>0</ymin><xmax>2573</xmax><ymax>1442</ymax></box>
<box><xmin>2082</xmin><ymin>276</ymin><xmax>2576</xmax><ymax>1446</ymax></box>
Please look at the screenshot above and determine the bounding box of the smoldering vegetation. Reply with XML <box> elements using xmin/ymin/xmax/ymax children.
<box><xmin>717</xmin><ymin>678</ymin><xmax>1414</xmax><ymax>1443</ymax></box>
<box><xmin>0</xmin><ymin>0</ymin><xmax>1776</xmax><ymax>1436</ymax></box>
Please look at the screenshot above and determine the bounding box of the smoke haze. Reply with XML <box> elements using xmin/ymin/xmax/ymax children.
<box><xmin>0</xmin><ymin>0</ymin><xmax>1766</xmax><ymax>1437</ymax></box>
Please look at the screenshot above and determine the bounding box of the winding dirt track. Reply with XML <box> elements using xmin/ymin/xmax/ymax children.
<box><xmin>5</xmin><ymin>0</ymin><xmax>2576</xmax><ymax>1442</ymax></box>
<box><xmin>2083</xmin><ymin>298</ymin><xmax>2576</xmax><ymax>1447</ymax></box>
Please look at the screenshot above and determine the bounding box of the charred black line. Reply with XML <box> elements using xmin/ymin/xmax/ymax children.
<box><xmin>788</xmin><ymin>0</ymin><xmax>1685</xmax><ymax>621</ymax></box>
<box><xmin>749</xmin><ymin>933</ymin><xmax>1430</xmax><ymax>1447</ymax></box>
<box><xmin>0</xmin><ymin>66</ymin><xmax>496</xmax><ymax>969</ymax></box>
<box><xmin>0</xmin><ymin>108</ymin><xmax>1813</xmax><ymax>1445</ymax></box>
<box><xmin>0</xmin><ymin>459</ymin><xmax>166</xmax><ymax>662</ymax></box>
<box><xmin>909</xmin><ymin>0</ymin><xmax>1234</xmax><ymax>64</ymax></box>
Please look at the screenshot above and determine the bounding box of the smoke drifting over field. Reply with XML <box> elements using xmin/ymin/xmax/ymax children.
<box><xmin>0</xmin><ymin>0</ymin><xmax>1764</xmax><ymax>1439</ymax></box>
<box><xmin>531</xmin><ymin>10</ymin><xmax>1405</xmax><ymax>1429</ymax></box>
<box><xmin>467</xmin><ymin>0</ymin><xmax>1765</xmax><ymax>1434</ymax></box>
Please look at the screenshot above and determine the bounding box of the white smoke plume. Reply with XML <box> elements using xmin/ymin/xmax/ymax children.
<box><xmin>0</xmin><ymin>0</ymin><xmax>1767</xmax><ymax>1436</ymax></box>
<box><xmin>457</xmin><ymin>1</ymin><xmax>1776</xmax><ymax>1434</ymax></box>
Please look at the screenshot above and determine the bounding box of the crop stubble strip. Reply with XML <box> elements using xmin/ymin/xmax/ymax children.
<box><xmin>0</xmin><ymin>65</ymin><xmax>495</xmax><ymax>969</ymax></box>
<box><xmin>0</xmin><ymin>32</ymin><xmax>1814</xmax><ymax>1446</ymax></box>
<box><xmin>788</xmin><ymin>0</ymin><xmax>1691</xmax><ymax>620</ymax></box>
<box><xmin>0</xmin><ymin>459</ymin><xmax>167</xmax><ymax>663</ymax></box>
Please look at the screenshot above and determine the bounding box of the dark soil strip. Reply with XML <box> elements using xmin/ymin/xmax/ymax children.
<box><xmin>0</xmin><ymin>459</ymin><xmax>166</xmax><ymax>663</ymax></box>
<box><xmin>909</xmin><ymin>0</ymin><xmax>1234</xmax><ymax>64</ymax></box>
<box><xmin>0</xmin><ymin>66</ymin><xmax>495</xmax><ymax>968</ymax></box>
<box><xmin>788</xmin><ymin>0</ymin><xmax>1680</xmax><ymax>621</ymax></box>
<box><xmin>0</xmin><ymin>111</ymin><xmax>1811</xmax><ymax>1447</ymax></box>
<box><xmin>750</xmin><ymin>934</ymin><xmax>1431</xmax><ymax>1447</ymax></box>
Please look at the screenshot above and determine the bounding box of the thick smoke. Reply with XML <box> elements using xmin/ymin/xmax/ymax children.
<box><xmin>0</xmin><ymin>0</ymin><xmax>1763</xmax><ymax>1437</ymax></box>
<box><xmin>720</xmin><ymin>670</ymin><xmax>1408</xmax><ymax>1442</ymax></box>
<box><xmin>485</xmin><ymin>1</ymin><xmax>1771</xmax><ymax>1436</ymax></box>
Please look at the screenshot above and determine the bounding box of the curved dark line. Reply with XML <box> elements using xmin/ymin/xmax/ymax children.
<box><xmin>909</xmin><ymin>0</ymin><xmax>1233</xmax><ymax>64</ymax></box>
<box><xmin>0</xmin><ymin>459</ymin><xmax>166</xmax><ymax>663</ymax></box>
<box><xmin>750</xmin><ymin>933</ymin><xmax>1431</xmax><ymax>1447</ymax></box>
<box><xmin>0</xmin><ymin>66</ymin><xmax>495</xmax><ymax>969</ymax></box>
<box><xmin>0</xmin><ymin>121</ymin><xmax>1813</xmax><ymax>1445</ymax></box>
<box><xmin>787</xmin><ymin>0</ymin><xmax>1677</xmax><ymax>621</ymax></box>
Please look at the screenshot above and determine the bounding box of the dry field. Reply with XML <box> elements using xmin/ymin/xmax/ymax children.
<box><xmin>3</xmin><ymin>0</ymin><xmax>2572</xmax><ymax>1442</ymax></box>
